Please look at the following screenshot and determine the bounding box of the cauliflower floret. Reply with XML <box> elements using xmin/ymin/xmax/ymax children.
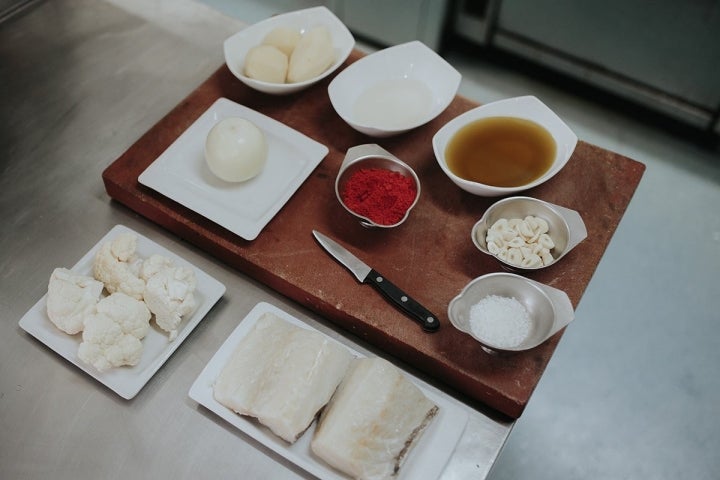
<box><xmin>96</xmin><ymin>291</ymin><xmax>151</xmax><ymax>339</ymax></box>
<box><xmin>77</xmin><ymin>292</ymin><xmax>151</xmax><ymax>372</ymax></box>
<box><xmin>93</xmin><ymin>233</ymin><xmax>145</xmax><ymax>300</ymax></box>
<box><xmin>140</xmin><ymin>254</ymin><xmax>175</xmax><ymax>281</ymax></box>
<box><xmin>46</xmin><ymin>268</ymin><xmax>104</xmax><ymax>334</ymax></box>
<box><xmin>78</xmin><ymin>314</ymin><xmax>143</xmax><ymax>372</ymax></box>
<box><xmin>143</xmin><ymin>265</ymin><xmax>197</xmax><ymax>341</ymax></box>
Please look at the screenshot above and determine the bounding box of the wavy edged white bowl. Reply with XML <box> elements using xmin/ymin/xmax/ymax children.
<box><xmin>223</xmin><ymin>6</ymin><xmax>355</xmax><ymax>95</ymax></box>
<box><xmin>328</xmin><ymin>40</ymin><xmax>461</xmax><ymax>137</ymax></box>
<box><xmin>432</xmin><ymin>96</ymin><xmax>578</xmax><ymax>196</ymax></box>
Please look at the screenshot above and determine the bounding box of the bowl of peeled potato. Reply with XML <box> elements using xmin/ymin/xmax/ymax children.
<box><xmin>223</xmin><ymin>6</ymin><xmax>355</xmax><ymax>95</ymax></box>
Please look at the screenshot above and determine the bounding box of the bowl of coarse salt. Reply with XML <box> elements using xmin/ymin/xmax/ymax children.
<box><xmin>448</xmin><ymin>272</ymin><xmax>575</xmax><ymax>352</ymax></box>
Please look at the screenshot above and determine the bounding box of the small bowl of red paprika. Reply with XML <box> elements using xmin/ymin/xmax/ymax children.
<box><xmin>336</xmin><ymin>144</ymin><xmax>420</xmax><ymax>228</ymax></box>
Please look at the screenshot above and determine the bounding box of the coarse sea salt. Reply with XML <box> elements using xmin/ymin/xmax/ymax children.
<box><xmin>469</xmin><ymin>295</ymin><xmax>531</xmax><ymax>348</ymax></box>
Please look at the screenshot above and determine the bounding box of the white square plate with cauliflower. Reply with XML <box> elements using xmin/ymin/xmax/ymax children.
<box><xmin>18</xmin><ymin>224</ymin><xmax>226</xmax><ymax>399</ymax></box>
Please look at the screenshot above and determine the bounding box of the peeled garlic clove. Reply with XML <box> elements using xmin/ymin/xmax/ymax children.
<box><xmin>507</xmin><ymin>218</ymin><xmax>523</xmax><ymax>231</ymax></box>
<box><xmin>501</xmin><ymin>229</ymin><xmax>517</xmax><ymax>241</ymax></box>
<box><xmin>539</xmin><ymin>233</ymin><xmax>555</xmax><ymax>250</ymax></box>
<box><xmin>524</xmin><ymin>215</ymin><xmax>539</xmax><ymax>231</ymax></box>
<box><xmin>490</xmin><ymin>218</ymin><xmax>509</xmax><ymax>231</ymax></box>
<box><xmin>507</xmin><ymin>247</ymin><xmax>523</xmax><ymax>265</ymax></box>
<box><xmin>518</xmin><ymin>220</ymin><xmax>535</xmax><ymax>239</ymax></box>
<box><xmin>541</xmin><ymin>250</ymin><xmax>555</xmax><ymax>266</ymax></box>
<box><xmin>486</xmin><ymin>231</ymin><xmax>505</xmax><ymax>248</ymax></box>
<box><xmin>535</xmin><ymin>217</ymin><xmax>549</xmax><ymax>234</ymax></box>
<box><xmin>521</xmin><ymin>254</ymin><xmax>542</xmax><ymax>268</ymax></box>
<box><xmin>507</xmin><ymin>236</ymin><xmax>526</xmax><ymax>248</ymax></box>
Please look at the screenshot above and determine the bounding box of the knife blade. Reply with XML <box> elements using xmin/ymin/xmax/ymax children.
<box><xmin>312</xmin><ymin>230</ymin><xmax>439</xmax><ymax>332</ymax></box>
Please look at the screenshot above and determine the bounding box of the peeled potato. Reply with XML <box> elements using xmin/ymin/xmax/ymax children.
<box><xmin>262</xmin><ymin>26</ymin><xmax>302</xmax><ymax>57</ymax></box>
<box><xmin>204</xmin><ymin>118</ymin><xmax>267</xmax><ymax>183</ymax></box>
<box><xmin>244</xmin><ymin>44</ymin><xmax>288</xmax><ymax>83</ymax></box>
<box><xmin>287</xmin><ymin>26</ymin><xmax>334</xmax><ymax>83</ymax></box>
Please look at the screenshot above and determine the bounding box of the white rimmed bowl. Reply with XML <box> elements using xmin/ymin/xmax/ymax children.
<box><xmin>223</xmin><ymin>6</ymin><xmax>354</xmax><ymax>95</ymax></box>
<box><xmin>432</xmin><ymin>95</ymin><xmax>578</xmax><ymax>196</ymax></box>
<box><xmin>328</xmin><ymin>41</ymin><xmax>461</xmax><ymax>137</ymax></box>
<box><xmin>448</xmin><ymin>272</ymin><xmax>575</xmax><ymax>353</ymax></box>
<box><xmin>471</xmin><ymin>196</ymin><xmax>587</xmax><ymax>271</ymax></box>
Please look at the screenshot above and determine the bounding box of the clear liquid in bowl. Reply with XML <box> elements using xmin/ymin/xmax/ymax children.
<box><xmin>352</xmin><ymin>78</ymin><xmax>433</xmax><ymax>129</ymax></box>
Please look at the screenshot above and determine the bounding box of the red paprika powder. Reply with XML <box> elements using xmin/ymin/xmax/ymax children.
<box><xmin>340</xmin><ymin>167</ymin><xmax>417</xmax><ymax>225</ymax></box>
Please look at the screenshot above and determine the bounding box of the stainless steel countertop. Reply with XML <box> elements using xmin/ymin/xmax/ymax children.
<box><xmin>0</xmin><ymin>1</ymin><xmax>512</xmax><ymax>478</ymax></box>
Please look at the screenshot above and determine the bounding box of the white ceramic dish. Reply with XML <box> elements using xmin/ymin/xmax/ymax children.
<box><xmin>432</xmin><ymin>95</ymin><xmax>578</xmax><ymax>196</ymax></box>
<box><xmin>139</xmin><ymin>98</ymin><xmax>328</xmax><ymax>241</ymax></box>
<box><xmin>224</xmin><ymin>6</ymin><xmax>354</xmax><ymax>95</ymax></box>
<box><xmin>18</xmin><ymin>224</ymin><xmax>226</xmax><ymax>399</ymax></box>
<box><xmin>328</xmin><ymin>41</ymin><xmax>461</xmax><ymax>137</ymax></box>
<box><xmin>189</xmin><ymin>302</ymin><xmax>469</xmax><ymax>480</ymax></box>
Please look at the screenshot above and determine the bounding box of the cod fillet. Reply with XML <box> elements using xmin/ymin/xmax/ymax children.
<box><xmin>311</xmin><ymin>357</ymin><xmax>439</xmax><ymax>480</ymax></box>
<box><xmin>213</xmin><ymin>312</ymin><xmax>353</xmax><ymax>443</ymax></box>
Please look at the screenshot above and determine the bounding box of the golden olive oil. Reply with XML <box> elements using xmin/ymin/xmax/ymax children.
<box><xmin>445</xmin><ymin>117</ymin><xmax>557</xmax><ymax>187</ymax></box>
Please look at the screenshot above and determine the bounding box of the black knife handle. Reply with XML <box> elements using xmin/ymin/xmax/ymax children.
<box><xmin>364</xmin><ymin>269</ymin><xmax>440</xmax><ymax>332</ymax></box>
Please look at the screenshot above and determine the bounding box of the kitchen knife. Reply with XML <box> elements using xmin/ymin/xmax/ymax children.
<box><xmin>312</xmin><ymin>230</ymin><xmax>439</xmax><ymax>332</ymax></box>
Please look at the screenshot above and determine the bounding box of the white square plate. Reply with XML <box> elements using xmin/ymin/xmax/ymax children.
<box><xmin>189</xmin><ymin>302</ymin><xmax>469</xmax><ymax>480</ymax></box>
<box><xmin>18</xmin><ymin>224</ymin><xmax>226</xmax><ymax>399</ymax></box>
<box><xmin>138</xmin><ymin>97</ymin><xmax>329</xmax><ymax>240</ymax></box>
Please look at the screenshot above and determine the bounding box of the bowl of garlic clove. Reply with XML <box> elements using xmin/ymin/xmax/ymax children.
<box><xmin>223</xmin><ymin>6</ymin><xmax>355</xmax><ymax>95</ymax></box>
<box><xmin>471</xmin><ymin>196</ymin><xmax>588</xmax><ymax>271</ymax></box>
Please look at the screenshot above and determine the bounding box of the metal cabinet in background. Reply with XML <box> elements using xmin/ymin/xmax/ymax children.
<box><xmin>0</xmin><ymin>0</ymin><xmax>36</xmax><ymax>21</ymax></box>
<box><xmin>452</xmin><ymin>0</ymin><xmax>720</xmax><ymax>134</ymax></box>
<box><xmin>330</xmin><ymin>0</ymin><xmax>449</xmax><ymax>51</ymax></box>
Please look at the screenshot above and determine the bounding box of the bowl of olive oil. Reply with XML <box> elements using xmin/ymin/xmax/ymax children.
<box><xmin>432</xmin><ymin>96</ymin><xmax>577</xmax><ymax>196</ymax></box>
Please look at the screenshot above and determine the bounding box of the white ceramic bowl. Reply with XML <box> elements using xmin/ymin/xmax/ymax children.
<box><xmin>223</xmin><ymin>6</ymin><xmax>355</xmax><ymax>95</ymax></box>
<box><xmin>328</xmin><ymin>41</ymin><xmax>461</xmax><ymax>137</ymax></box>
<box><xmin>432</xmin><ymin>96</ymin><xmax>578</xmax><ymax>196</ymax></box>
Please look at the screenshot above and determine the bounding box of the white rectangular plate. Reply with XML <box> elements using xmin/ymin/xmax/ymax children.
<box><xmin>18</xmin><ymin>224</ymin><xmax>226</xmax><ymax>399</ymax></box>
<box><xmin>138</xmin><ymin>97</ymin><xmax>329</xmax><ymax>241</ymax></box>
<box><xmin>189</xmin><ymin>302</ymin><xmax>469</xmax><ymax>480</ymax></box>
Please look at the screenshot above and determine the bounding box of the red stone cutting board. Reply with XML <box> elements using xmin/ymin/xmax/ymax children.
<box><xmin>102</xmin><ymin>50</ymin><xmax>644</xmax><ymax>419</ymax></box>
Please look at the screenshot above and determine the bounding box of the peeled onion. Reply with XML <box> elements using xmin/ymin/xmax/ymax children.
<box><xmin>204</xmin><ymin>117</ymin><xmax>267</xmax><ymax>182</ymax></box>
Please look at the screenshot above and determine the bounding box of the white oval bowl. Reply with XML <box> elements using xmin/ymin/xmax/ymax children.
<box><xmin>223</xmin><ymin>6</ymin><xmax>355</xmax><ymax>95</ymax></box>
<box><xmin>432</xmin><ymin>96</ymin><xmax>578</xmax><ymax>196</ymax></box>
<box><xmin>328</xmin><ymin>41</ymin><xmax>461</xmax><ymax>137</ymax></box>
